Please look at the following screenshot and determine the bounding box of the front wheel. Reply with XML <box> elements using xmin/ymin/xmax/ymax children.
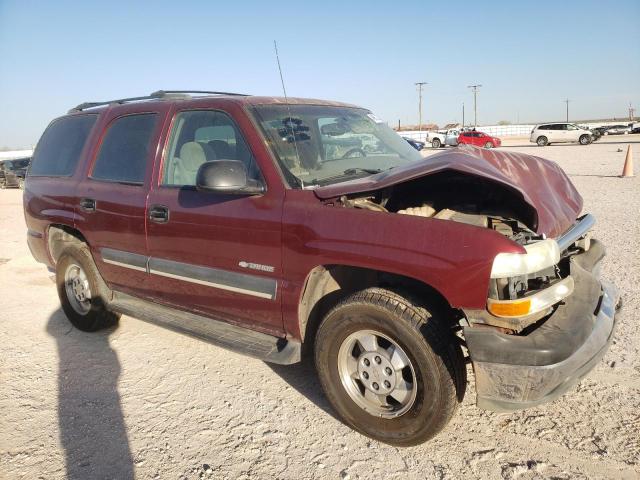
<box><xmin>536</xmin><ymin>136</ymin><xmax>548</xmax><ymax>146</ymax></box>
<box><xmin>431</xmin><ymin>138</ymin><xmax>441</xmax><ymax>148</ymax></box>
<box><xmin>484</xmin><ymin>142</ymin><xmax>493</xmax><ymax>149</ymax></box>
<box><xmin>579</xmin><ymin>134</ymin><xmax>591</xmax><ymax>145</ymax></box>
<box><xmin>314</xmin><ymin>288</ymin><xmax>465</xmax><ymax>446</ymax></box>
<box><xmin>18</xmin><ymin>178</ymin><xmax>25</xmax><ymax>189</ymax></box>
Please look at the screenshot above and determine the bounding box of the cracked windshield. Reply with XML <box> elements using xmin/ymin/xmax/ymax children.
<box><xmin>252</xmin><ymin>105</ymin><xmax>423</xmax><ymax>187</ymax></box>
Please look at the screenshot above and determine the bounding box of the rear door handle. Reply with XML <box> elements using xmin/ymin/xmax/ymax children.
<box><xmin>79</xmin><ymin>198</ymin><xmax>96</xmax><ymax>212</ymax></box>
<box><xmin>148</xmin><ymin>205</ymin><xmax>169</xmax><ymax>223</ymax></box>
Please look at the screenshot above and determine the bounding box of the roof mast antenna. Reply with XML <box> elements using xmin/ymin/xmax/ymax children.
<box><xmin>273</xmin><ymin>40</ymin><xmax>303</xmax><ymax>187</ymax></box>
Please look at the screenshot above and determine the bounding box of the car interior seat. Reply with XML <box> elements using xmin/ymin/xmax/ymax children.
<box><xmin>169</xmin><ymin>141</ymin><xmax>216</xmax><ymax>185</ymax></box>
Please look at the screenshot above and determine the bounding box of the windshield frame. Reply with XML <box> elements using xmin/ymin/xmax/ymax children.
<box><xmin>249</xmin><ymin>103</ymin><xmax>422</xmax><ymax>189</ymax></box>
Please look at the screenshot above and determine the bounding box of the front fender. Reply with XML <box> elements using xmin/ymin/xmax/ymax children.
<box><xmin>281</xmin><ymin>191</ymin><xmax>524</xmax><ymax>330</ymax></box>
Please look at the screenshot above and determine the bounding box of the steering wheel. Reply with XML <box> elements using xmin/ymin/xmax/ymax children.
<box><xmin>342</xmin><ymin>148</ymin><xmax>367</xmax><ymax>159</ymax></box>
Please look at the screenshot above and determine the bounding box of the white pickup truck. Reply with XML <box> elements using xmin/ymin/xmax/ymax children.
<box><xmin>426</xmin><ymin>129</ymin><xmax>460</xmax><ymax>148</ymax></box>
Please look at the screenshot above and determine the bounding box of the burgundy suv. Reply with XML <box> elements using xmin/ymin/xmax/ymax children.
<box><xmin>24</xmin><ymin>90</ymin><xmax>619</xmax><ymax>446</ymax></box>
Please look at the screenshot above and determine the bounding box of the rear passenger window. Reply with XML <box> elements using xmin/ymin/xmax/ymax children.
<box><xmin>30</xmin><ymin>115</ymin><xmax>97</xmax><ymax>176</ymax></box>
<box><xmin>162</xmin><ymin>110</ymin><xmax>260</xmax><ymax>186</ymax></box>
<box><xmin>91</xmin><ymin>114</ymin><xmax>158</xmax><ymax>184</ymax></box>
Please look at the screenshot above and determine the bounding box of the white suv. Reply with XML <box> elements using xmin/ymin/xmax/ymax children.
<box><xmin>530</xmin><ymin>123</ymin><xmax>593</xmax><ymax>146</ymax></box>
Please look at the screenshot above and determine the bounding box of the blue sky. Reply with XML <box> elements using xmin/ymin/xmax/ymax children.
<box><xmin>1</xmin><ymin>0</ymin><xmax>639</xmax><ymax>147</ymax></box>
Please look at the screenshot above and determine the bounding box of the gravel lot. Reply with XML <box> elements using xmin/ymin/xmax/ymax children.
<box><xmin>1</xmin><ymin>136</ymin><xmax>639</xmax><ymax>480</ymax></box>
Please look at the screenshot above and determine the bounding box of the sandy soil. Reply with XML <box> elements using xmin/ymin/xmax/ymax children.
<box><xmin>1</xmin><ymin>136</ymin><xmax>639</xmax><ymax>479</ymax></box>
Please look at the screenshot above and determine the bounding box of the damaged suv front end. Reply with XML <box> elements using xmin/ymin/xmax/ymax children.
<box><xmin>252</xmin><ymin>102</ymin><xmax>619</xmax><ymax>415</ymax></box>
<box><xmin>464</xmin><ymin>213</ymin><xmax>619</xmax><ymax>411</ymax></box>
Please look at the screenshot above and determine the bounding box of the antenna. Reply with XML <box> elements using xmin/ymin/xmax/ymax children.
<box><xmin>273</xmin><ymin>40</ymin><xmax>304</xmax><ymax>185</ymax></box>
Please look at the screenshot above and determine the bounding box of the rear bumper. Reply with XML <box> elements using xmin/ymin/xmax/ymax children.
<box><xmin>464</xmin><ymin>240</ymin><xmax>619</xmax><ymax>411</ymax></box>
<box><xmin>26</xmin><ymin>229</ymin><xmax>51</xmax><ymax>267</ymax></box>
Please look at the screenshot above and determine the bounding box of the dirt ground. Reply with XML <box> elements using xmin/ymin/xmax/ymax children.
<box><xmin>1</xmin><ymin>136</ymin><xmax>639</xmax><ymax>480</ymax></box>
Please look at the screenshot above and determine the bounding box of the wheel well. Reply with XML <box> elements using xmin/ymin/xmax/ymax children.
<box><xmin>298</xmin><ymin>265</ymin><xmax>454</xmax><ymax>352</ymax></box>
<box><xmin>47</xmin><ymin>224</ymin><xmax>88</xmax><ymax>264</ymax></box>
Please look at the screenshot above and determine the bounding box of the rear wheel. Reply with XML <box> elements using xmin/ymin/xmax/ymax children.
<box><xmin>314</xmin><ymin>288</ymin><xmax>465</xmax><ymax>446</ymax></box>
<box><xmin>56</xmin><ymin>245</ymin><xmax>120</xmax><ymax>332</ymax></box>
<box><xmin>0</xmin><ymin>178</ymin><xmax>6</xmax><ymax>189</ymax></box>
<box><xmin>431</xmin><ymin>138</ymin><xmax>441</xmax><ymax>148</ymax></box>
<box><xmin>579</xmin><ymin>134</ymin><xmax>591</xmax><ymax>145</ymax></box>
<box><xmin>18</xmin><ymin>178</ymin><xmax>25</xmax><ymax>189</ymax></box>
<box><xmin>536</xmin><ymin>136</ymin><xmax>548</xmax><ymax>146</ymax></box>
<box><xmin>484</xmin><ymin>142</ymin><xmax>493</xmax><ymax>149</ymax></box>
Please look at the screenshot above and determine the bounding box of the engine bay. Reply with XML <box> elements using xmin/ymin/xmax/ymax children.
<box><xmin>335</xmin><ymin>170</ymin><xmax>543</xmax><ymax>245</ymax></box>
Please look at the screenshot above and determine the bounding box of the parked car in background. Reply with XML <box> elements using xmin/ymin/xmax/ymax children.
<box><xmin>578</xmin><ymin>125</ymin><xmax>601</xmax><ymax>142</ymax></box>
<box><xmin>530</xmin><ymin>123</ymin><xmax>593</xmax><ymax>146</ymax></box>
<box><xmin>457</xmin><ymin>131</ymin><xmax>501</xmax><ymax>148</ymax></box>
<box><xmin>0</xmin><ymin>158</ymin><xmax>30</xmax><ymax>189</ymax></box>
<box><xmin>426</xmin><ymin>129</ymin><xmax>459</xmax><ymax>148</ymax></box>
<box><xmin>631</xmin><ymin>125</ymin><xmax>640</xmax><ymax>134</ymax></box>
<box><xmin>402</xmin><ymin>136</ymin><xmax>425</xmax><ymax>151</ymax></box>
<box><xmin>24</xmin><ymin>90</ymin><xmax>619</xmax><ymax>446</ymax></box>
<box><xmin>605</xmin><ymin>124</ymin><xmax>631</xmax><ymax>135</ymax></box>
<box><xmin>592</xmin><ymin>126</ymin><xmax>610</xmax><ymax>136</ymax></box>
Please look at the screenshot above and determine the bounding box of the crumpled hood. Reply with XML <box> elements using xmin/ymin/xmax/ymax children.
<box><xmin>314</xmin><ymin>145</ymin><xmax>582</xmax><ymax>238</ymax></box>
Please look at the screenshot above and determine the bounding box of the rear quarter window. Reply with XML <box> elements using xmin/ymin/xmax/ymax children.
<box><xmin>30</xmin><ymin>114</ymin><xmax>97</xmax><ymax>176</ymax></box>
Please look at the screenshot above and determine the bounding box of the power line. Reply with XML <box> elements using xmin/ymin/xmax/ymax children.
<box><xmin>415</xmin><ymin>82</ymin><xmax>428</xmax><ymax>132</ymax></box>
<box><xmin>467</xmin><ymin>84</ymin><xmax>482</xmax><ymax>128</ymax></box>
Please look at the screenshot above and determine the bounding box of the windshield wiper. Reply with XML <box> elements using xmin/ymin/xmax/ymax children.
<box><xmin>311</xmin><ymin>168</ymin><xmax>383</xmax><ymax>186</ymax></box>
<box><xmin>343</xmin><ymin>167</ymin><xmax>383</xmax><ymax>175</ymax></box>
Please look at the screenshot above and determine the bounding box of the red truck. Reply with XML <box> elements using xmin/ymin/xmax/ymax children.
<box><xmin>24</xmin><ymin>91</ymin><xmax>619</xmax><ymax>446</ymax></box>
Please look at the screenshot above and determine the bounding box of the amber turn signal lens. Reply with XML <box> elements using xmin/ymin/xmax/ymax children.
<box><xmin>487</xmin><ymin>299</ymin><xmax>531</xmax><ymax>317</ymax></box>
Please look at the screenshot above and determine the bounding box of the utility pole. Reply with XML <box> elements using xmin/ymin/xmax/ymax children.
<box><xmin>629</xmin><ymin>102</ymin><xmax>635</xmax><ymax>121</ymax></box>
<box><xmin>415</xmin><ymin>82</ymin><xmax>428</xmax><ymax>132</ymax></box>
<box><xmin>467</xmin><ymin>84</ymin><xmax>482</xmax><ymax>128</ymax></box>
<box><xmin>564</xmin><ymin>99</ymin><xmax>570</xmax><ymax>122</ymax></box>
<box><xmin>462</xmin><ymin>102</ymin><xmax>465</xmax><ymax>128</ymax></box>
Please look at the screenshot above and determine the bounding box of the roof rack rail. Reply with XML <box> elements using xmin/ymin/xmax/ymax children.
<box><xmin>68</xmin><ymin>89</ymin><xmax>249</xmax><ymax>113</ymax></box>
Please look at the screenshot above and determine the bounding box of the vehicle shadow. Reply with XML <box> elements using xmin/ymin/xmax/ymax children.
<box><xmin>266</xmin><ymin>358</ymin><xmax>340</xmax><ymax>422</ymax></box>
<box><xmin>46</xmin><ymin>310</ymin><xmax>134</xmax><ymax>480</ymax></box>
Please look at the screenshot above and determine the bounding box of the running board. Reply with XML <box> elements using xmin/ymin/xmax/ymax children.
<box><xmin>109</xmin><ymin>292</ymin><xmax>301</xmax><ymax>365</ymax></box>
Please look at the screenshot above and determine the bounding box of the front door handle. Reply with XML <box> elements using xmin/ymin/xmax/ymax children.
<box><xmin>79</xmin><ymin>198</ymin><xmax>96</xmax><ymax>212</ymax></box>
<box><xmin>148</xmin><ymin>205</ymin><xmax>169</xmax><ymax>223</ymax></box>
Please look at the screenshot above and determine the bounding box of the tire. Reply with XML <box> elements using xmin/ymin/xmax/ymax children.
<box><xmin>579</xmin><ymin>134</ymin><xmax>591</xmax><ymax>145</ymax></box>
<box><xmin>536</xmin><ymin>136</ymin><xmax>548</xmax><ymax>146</ymax></box>
<box><xmin>0</xmin><ymin>179</ymin><xmax>5</xmax><ymax>189</ymax></box>
<box><xmin>18</xmin><ymin>178</ymin><xmax>25</xmax><ymax>190</ymax></box>
<box><xmin>314</xmin><ymin>288</ymin><xmax>465</xmax><ymax>446</ymax></box>
<box><xmin>56</xmin><ymin>245</ymin><xmax>120</xmax><ymax>332</ymax></box>
<box><xmin>484</xmin><ymin>142</ymin><xmax>493</xmax><ymax>149</ymax></box>
<box><xmin>431</xmin><ymin>138</ymin><xmax>441</xmax><ymax>148</ymax></box>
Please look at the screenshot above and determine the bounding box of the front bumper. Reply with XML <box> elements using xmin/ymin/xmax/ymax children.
<box><xmin>464</xmin><ymin>240</ymin><xmax>619</xmax><ymax>411</ymax></box>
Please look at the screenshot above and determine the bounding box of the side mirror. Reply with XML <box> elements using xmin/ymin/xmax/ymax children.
<box><xmin>195</xmin><ymin>160</ymin><xmax>265</xmax><ymax>195</ymax></box>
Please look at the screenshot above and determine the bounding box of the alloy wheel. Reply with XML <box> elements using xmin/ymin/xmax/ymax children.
<box><xmin>337</xmin><ymin>329</ymin><xmax>417</xmax><ymax>418</ymax></box>
<box><xmin>64</xmin><ymin>262</ymin><xmax>92</xmax><ymax>315</ymax></box>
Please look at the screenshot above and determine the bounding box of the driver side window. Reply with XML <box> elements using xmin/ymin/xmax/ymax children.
<box><xmin>162</xmin><ymin>110</ymin><xmax>261</xmax><ymax>186</ymax></box>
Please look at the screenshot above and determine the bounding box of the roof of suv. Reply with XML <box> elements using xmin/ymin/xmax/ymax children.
<box><xmin>68</xmin><ymin>90</ymin><xmax>360</xmax><ymax>114</ymax></box>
